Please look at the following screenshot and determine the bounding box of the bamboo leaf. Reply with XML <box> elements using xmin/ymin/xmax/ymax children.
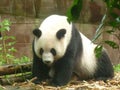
<box><xmin>67</xmin><ymin>0</ymin><xmax>83</xmax><ymax>22</ymax></box>
<box><xmin>105</xmin><ymin>30</ymin><xmax>114</xmax><ymax>34</ymax></box>
<box><xmin>104</xmin><ymin>40</ymin><xmax>119</xmax><ymax>49</ymax></box>
<box><xmin>92</xmin><ymin>14</ymin><xmax>107</xmax><ymax>42</ymax></box>
<box><xmin>94</xmin><ymin>45</ymin><xmax>103</xmax><ymax>58</ymax></box>
<box><xmin>92</xmin><ymin>32</ymin><xmax>102</xmax><ymax>42</ymax></box>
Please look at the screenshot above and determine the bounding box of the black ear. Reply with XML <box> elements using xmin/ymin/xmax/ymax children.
<box><xmin>56</xmin><ymin>29</ymin><xmax>66</xmax><ymax>39</ymax></box>
<box><xmin>33</xmin><ymin>28</ymin><xmax>42</xmax><ymax>38</ymax></box>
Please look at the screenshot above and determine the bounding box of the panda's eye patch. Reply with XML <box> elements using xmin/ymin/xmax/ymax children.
<box><xmin>40</xmin><ymin>48</ymin><xmax>44</xmax><ymax>55</ymax></box>
<box><xmin>50</xmin><ymin>48</ymin><xmax>56</xmax><ymax>56</ymax></box>
<box><xmin>56</xmin><ymin>29</ymin><xmax>66</xmax><ymax>40</ymax></box>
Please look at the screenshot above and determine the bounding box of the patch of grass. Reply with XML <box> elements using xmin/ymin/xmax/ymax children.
<box><xmin>114</xmin><ymin>64</ymin><xmax>120</xmax><ymax>72</ymax></box>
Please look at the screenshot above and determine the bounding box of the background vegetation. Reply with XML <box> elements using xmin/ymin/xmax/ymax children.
<box><xmin>0</xmin><ymin>20</ymin><xmax>30</xmax><ymax>65</ymax></box>
<box><xmin>67</xmin><ymin>0</ymin><xmax>120</xmax><ymax>52</ymax></box>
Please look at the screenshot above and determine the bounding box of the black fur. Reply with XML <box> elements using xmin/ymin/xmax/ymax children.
<box><xmin>32</xmin><ymin>41</ymin><xmax>50</xmax><ymax>84</ymax></box>
<box><xmin>33</xmin><ymin>28</ymin><xmax>42</xmax><ymax>38</ymax></box>
<box><xmin>50</xmin><ymin>48</ymin><xmax>56</xmax><ymax>56</ymax></box>
<box><xmin>56</xmin><ymin>29</ymin><xmax>66</xmax><ymax>39</ymax></box>
<box><xmin>94</xmin><ymin>50</ymin><xmax>114</xmax><ymax>81</ymax></box>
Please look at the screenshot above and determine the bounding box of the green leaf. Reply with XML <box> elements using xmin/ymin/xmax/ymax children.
<box><xmin>0</xmin><ymin>27</ymin><xmax>7</xmax><ymax>32</ymax></box>
<box><xmin>0</xmin><ymin>47</ymin><xmax>2</xmax><ymax>51</ymax></box>
<box><xmin>4</xmin><ymin>26</ymin><xmax>10</xmax><ymax>31</ymax></box>
<box><xmin>116</xmin><ymin>17</ymin><xmax>120</xmax><ymax>23</ymax></box>
<box><xmin>104</xmin><ymin>0</ymin><xmax>120</xmax><ymax>9</ymax></box>
<box><xmin>109</xmin><ymin>18</ymin><xmax>120</xmax><ymax>27</ymax></box>
<box><xmin>92</xmin><ymin>14</ymin><xmax>107</xmax><ymax>42</ymax></box>
<box><xmin>3</xmin><ymin>36</ymin><xmax>10</xmax><ymax>40</ymax></box>
<box><xmin>9</xmin><ymin>36</ymin><xmax>16</xmax><ymax>40</ymax></box>
<box><xmin>8</xmin><ymin>47</ymin><xmax>16</xmax><ymax>52</ymax></box>
<box><xmin>92</xmin><ymin>31</ymin><xmax>102</xmax><ymax>42</ymax></box>
<box><xmin>94</xmin><ymin>45</ymin><xmax>103</xmax><ymax>58</ymax></box>
<box><xmin>67</xmin><ymin>0</ymin><xmax>83</xmax><ymax>22</ymax></box>
<box><xmin>2</xmin><ymin>19</ymin><xmax>11</xmax><ymax>26</ymax></box>
<box><xmin>8</xmin><ymin>42</ymin><xmax>16</xmax><ymax>46</ymax></box>
<box><xmin>114</xmin><ymin>64</ymin><xmax>120</xmax><ymax>72</ymax></box>
<box><xmin>6</xmin><ymin>53</ymin><xmax>14</xmax><ymax>58</ymax></box>
<box><xmin>3</xmin><ymin>36</ymin><xmax>16</xmax><ymax>41</ymax></box>
<box><xmin>105</xmin><ymin>30</ymin><xmax>114</xmax><ymax>34</ymax></box>
<box><xmin>104</xmin><ymin>40</ymin><xmax>119</xmax><ymax>49</ymax></box>
<box><xmin>0</xmin><ymin>19</ymin><xmax>11</xmax><ymax>31</ymax></box>
<box><xmin>110</xmin><ymin>12</ymin><xmax>119</xmax><ymax>19</ymax></box>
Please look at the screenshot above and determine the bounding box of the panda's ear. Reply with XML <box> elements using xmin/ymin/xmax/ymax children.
<box><xmin>56</xmin><ymin>29</ymin><xmax>66</xmax><ymax>39</ymax></box>
<box><xmin>33</xmin><ymin>28</ymin><xmax>42</xmax><ymax>38</ymax></box>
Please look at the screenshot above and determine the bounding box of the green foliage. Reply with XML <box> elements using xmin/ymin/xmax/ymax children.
<box><xmin>114</xmin><ymin>64</ymin><xmax>120</xmax><ymax>72</ymax></box>
<box><xmin>104</xmin><ymin>0</ymin><xmax>120</xmax><ymax>9</ymax></box>
<box><xmin>94</xmin><ymin>45</ymin><xmax>103</xmax><ymax>58</ymax></box>
<box><xmin>0</xmin><ymin>19</ymin><xmax>16</xmax><ymax>64</ymax></box>
<box><xmin>104</xmin><ymin>40</ymin><xmax>119</xmax><ymax>49</ymax></box>
<box><xmin>0</xmin><ymin>19</ymin><xmax>30</xmax><ymax>65</ymax></box>
<box><xmin>67</xmin><ymin>0</ymin><xmax>120</xmax><ymax>57</ymax></box>
<box><xmin>13</xmin><ymin>56</ymin><xmax>31</xmax><ymax>65</ymax></box>
<box><xmin>0</xmin><ymin>19</ymin><xmax>11</xmax><ymax>31</ymax></box>
<box><xmin>92</xmin><ymin>14</ymin><xmax>107</xmax><ymax>42</ymax></box>
<box><xmin>67</xmin><ymin>0</ymin><xmax>83</xmax><ymax>22</ymax></box>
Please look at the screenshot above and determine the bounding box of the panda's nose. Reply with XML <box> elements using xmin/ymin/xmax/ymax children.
<box><xmin>44</xmin><ymin>61</ymin><xmax>51</xmax><ymax>64</ymax></box>
<box><xmin>43</xmin><ymin>60</ymin><xmax>52</xmax><ymax>65</ymax></box>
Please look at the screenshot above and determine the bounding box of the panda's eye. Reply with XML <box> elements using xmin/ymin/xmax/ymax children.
<box><xmin>50</xmin><ymin>48</ymin><xmax>56</xmax><ymax>56</ymax></box>
<box><xmin>40</xmin><ymin>48</ymin><xmax>44</xmax><ymax>55</ymax></box>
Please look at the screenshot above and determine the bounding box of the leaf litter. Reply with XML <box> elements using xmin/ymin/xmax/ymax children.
<box><xmin>0</xmin><ymin>72</ymin><xmax>120</xmax><ymax>90</ymax></box>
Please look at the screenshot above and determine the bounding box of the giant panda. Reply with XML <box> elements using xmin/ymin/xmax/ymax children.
<box><xmin>32</xmin><ymin>15</ymin><xmax>114</xmax><ymax>86</ymax></box>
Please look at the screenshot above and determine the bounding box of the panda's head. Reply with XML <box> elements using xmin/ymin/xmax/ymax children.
<box><xmin>33</xmin><ymin>15</ymin><xmax>72</xmax><ymax>66</ymax></box>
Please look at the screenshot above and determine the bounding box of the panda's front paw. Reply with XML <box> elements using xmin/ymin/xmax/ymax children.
<box><xmin>50</xmin><ymin>80</ymin><xmax>66</xmax><ymax>87</ymax></box>
<box><xmin>50</xmin><ymin>83</ymin><xmax>59</xmax><ymax>87</ymax></box>
<box><xmin>32</xmin><ymin>78</ymin><xmax>41</xmax><ymax>84</ymax></box>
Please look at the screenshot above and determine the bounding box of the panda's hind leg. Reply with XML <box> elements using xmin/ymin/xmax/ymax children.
<box><xmin>94</xmin><ymin>50</ymin><xmax>114</xmax><ymax>81</ymax></box>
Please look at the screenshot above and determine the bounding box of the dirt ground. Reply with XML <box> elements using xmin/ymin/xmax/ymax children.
<box><xmin>0</xmin><ymin>72</ymin><xmax>120</xmax><ymax>90</ymax></box>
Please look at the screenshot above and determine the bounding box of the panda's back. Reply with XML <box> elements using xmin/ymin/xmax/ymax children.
<box><xmin>74</xmin><ymin>32</ymin><xmax>97</xmax><ymax>79</ymax></box>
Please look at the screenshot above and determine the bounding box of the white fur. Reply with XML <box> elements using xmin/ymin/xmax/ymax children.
<box><xmin>49</xmin><ymin>67</ymin><xmax>55</xmax><ymax>78</ymax></box>
<box><xmin>74</xmin><ymin>32</ymin><xmax>97</xmax><ymax>78</ymax></box>
<box><xmin>42</xmin><ymin>52</ymin><xmax>54</xmax><ymax>65</ymax></box>
<box><xmin>34</xmin><ymin>15</ymin><xmax>72</xmax><ymax>63</ymax></box>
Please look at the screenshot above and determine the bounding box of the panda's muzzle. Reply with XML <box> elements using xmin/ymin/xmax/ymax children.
<box><xmin>44</xmin><ymin>60</ymin><xmax>52</xmax><ymax>65</ymax></box>
<box><xmin>43</xmin><ymin>59</ymin><xmax>54</xmax><ymax>66</ymax></box>
<box><xmin>42</xmin><ymin>53</ymin><xmax>54</xmax><ymax>65</ymax></box>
